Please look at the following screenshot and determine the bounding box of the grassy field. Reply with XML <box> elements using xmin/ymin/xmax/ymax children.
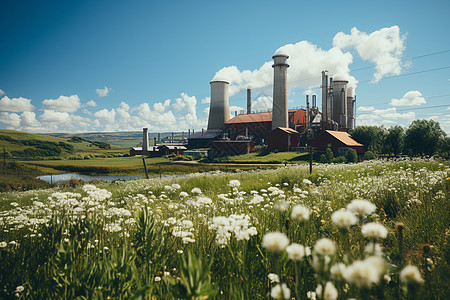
<box><xmin>214</xmin><ymin>150</ymin><xmax>310</xmax><ymax>164</ymax></box>
<box><xmin>0</xmin><ymin>158</ymin><xmax>448</xmax><ymax>299</ymax></box>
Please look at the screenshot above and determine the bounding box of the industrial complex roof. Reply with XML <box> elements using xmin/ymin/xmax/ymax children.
<box><xmin>326</xmin><ymin>130</ymin><xmax>363</xmax><ymax>146</ymax></box>
<box><xmin>274</xmin><ymin>127</ymin><xmax>299</xmax><ymax>134</ymax></box>
<box><xmin>226</xmin><ymin>109</ymin><xmax>301</xmax><ymax>124</ymax></box>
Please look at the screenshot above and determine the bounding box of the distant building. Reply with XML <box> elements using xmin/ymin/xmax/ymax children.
<box><xmin>311</xmin><ymin>130</ymin><xmax>363</xmax><ymax>155</ymax></box>
<box><xmin>130</xmin><ymin>147</ymin><xmax>142</xmax><ymax>156</ymax></box>
<box><xmin>268</xmin><ymin>127</ymin><xmax>300</xmax><ymax>151</ymax></box>
<box><xmin>224</xmin><ymin>109</ymin><xmax>306</xmax><ymax>144</ymax></box>
<box><xmin>187</xmin><ymin>130</ymin><xmax>222</xmax><ymax>149</ymax></box>
<box><xmin>157</xmin><ymin>145</ymin><xmax>187</xmax><ymax>156</ymax></box>
<box><xmin>209</xmin><ymin>140</ymin><xmax>255</xmax><ymax>158</ymax></box>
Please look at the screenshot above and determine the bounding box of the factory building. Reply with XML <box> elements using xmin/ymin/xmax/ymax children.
<box><xmin>224</xmin><ymin>109</ymin><xmax>306</xmax><ymax>144</ymax></box>
<box><xmin>267</xmin><ymin>127</ymin><xmax>300</xmax><ymax>151</ymax></box>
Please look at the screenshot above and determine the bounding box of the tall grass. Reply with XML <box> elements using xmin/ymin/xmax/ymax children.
<box><xmin>0</xmin><ymin>158</ymin><xmax>448</xmax><ymax>299</ymax></box>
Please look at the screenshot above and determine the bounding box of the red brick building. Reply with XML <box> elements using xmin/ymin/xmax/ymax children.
<box><xmin>268</xmin><ymin>127</ymin><xmax>301</xmax><ymax>151</ymax></box>
<box><xmin>224</xmin><ymin>109</ymin><xmax>306</xmax><ymax>144</ymax></box>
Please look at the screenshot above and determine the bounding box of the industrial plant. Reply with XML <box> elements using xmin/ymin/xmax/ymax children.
<box><xmin>135</xmin><ymin>53</ymin><xmax>362</xmax><ymax>157</ymax></box>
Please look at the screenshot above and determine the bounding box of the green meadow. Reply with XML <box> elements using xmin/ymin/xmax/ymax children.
<box><xmin>0</xmin><ymin>158</ymin><xmax>448</xmax><ymax>299</ymax></box>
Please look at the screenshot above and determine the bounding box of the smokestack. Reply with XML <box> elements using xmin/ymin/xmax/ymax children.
<box><xmin>247</xmin><ymin>88</ymin><xmax>251</xmax><ymax>114</ymax></box>
<box><xmin>312</xmin><ymin>95</ymin><xmax>316</xmax><ymax>108</ymax></box>
<box><xmin>347</xmin><ymin>87</ymin><xmax>355</xmax><ymax>130</ymax></box>
<box><xmin>142</xmin><ymin>128</ymin><xmax>149</xmax><ymax>155</ymax></box>
<box><xmin>306</xmin><ymin>95</ymin><xmax>310</xmax><ymax>131</ymax></box>
<box><xmin>208</xmin><ymin>81</ymin><xmax>230</xmax><ymax>130</ymax></box>
<box><xmin>272</xmin><ymin>54</ymin><xmax>289</xmax><ymax>130</ymax></box>
<box><xmin>321</xmin><ymin>71</ymin><xmax>328</xmax><ymax>128</ymax></box>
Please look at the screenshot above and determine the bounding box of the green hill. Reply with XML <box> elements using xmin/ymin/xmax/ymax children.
<box><xmin>0</xmin><ymin>129</ymin><xmax>122</xmax><ymax>159</ymax></box>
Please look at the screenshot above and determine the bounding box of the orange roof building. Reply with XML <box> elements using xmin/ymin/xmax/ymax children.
<box><xmin>311</xmin><ymin>130</ymin><xmax>363</xmax><ymax>154</ymax></box>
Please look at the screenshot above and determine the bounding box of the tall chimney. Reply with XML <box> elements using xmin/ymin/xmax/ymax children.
<box><xmin>207</xmin><ymin>81</ymin><xmax>230</xmax><ymax>130</ymax></box>
<box><xmin>272</xmin><ymin>54</ymin><xmax>289</xmax><ymax>130</ymax></box>
<box><xmin>142</xmin><ymin>128</ymin><xmax>149</xmax><ymax>155</ymax></box>
<box><xmin>247</xmin><ymin>88</ymin><xmax>251</xmax><ymax>114</ymax></box>
<box><xmin>306</xmin><ymin>95</ymin><xmax>310</xmax><ymax>131</ymax></box>
<box><xmin>321</xmin><ymin>71</ymin><xmax>328</xmax><ymax>129</ymax></box>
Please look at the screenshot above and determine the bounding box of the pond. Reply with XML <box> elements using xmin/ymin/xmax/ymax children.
<box><xmin>37</xmin><ymin>173</ymin><xmax>143</xmax><ymax>183</ymax></box>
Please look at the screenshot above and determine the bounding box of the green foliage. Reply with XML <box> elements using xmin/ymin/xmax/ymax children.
<box><xmin>325</xmin><ymin>148</ymin><xmax>334</xmax><ymax>162</ymax></box>
<box><xmin>172</xmin><ymin>251</ymin><xmax>216</xmax><ymax>299</ymax></box>
<box><xmin>351</xmin><ymin>126</ymin><xmax>386</xmax><ymax>153</ymax></box>
<box><xmin>385</xmin><ymin>126</ymin><xmax>405</xmax><ymax>156</ymax></box>
<box><xmin>363</xmin><ymin>150</ymin><xmax>377</xmax><ymax>160</ymax></box>
<box><xmin>405</xmin><ymin>119</ymin><xmax>446</xmax><ymax>156</ymax></box>
<box><xmin>331</xmin><ymin>155</ymin><xmax>346</xmax><ymax>163</ymax></box>
<box><xmin>345</xmin><ymin>148</ymin><xmax>358</xmax><ymax>163</ymax></box>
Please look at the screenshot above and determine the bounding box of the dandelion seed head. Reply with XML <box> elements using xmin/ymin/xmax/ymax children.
<box><xmin>262</xmin><ymin>232</ymin><xmax>289</xmax><ymax>253</ymax></box>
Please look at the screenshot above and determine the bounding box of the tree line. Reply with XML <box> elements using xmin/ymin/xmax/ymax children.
<box><xmin>350</xmin><ymin>119</ymin><xmax>449</xmax><ymax>157</ymax></box>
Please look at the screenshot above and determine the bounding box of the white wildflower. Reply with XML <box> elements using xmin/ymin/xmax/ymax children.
<box><xmin>314</xmin><ymin>238</ymin><xmax>336</xmax><ymax>256</ymax></box>
<box><xmin>303</xmin><ymin>179</ymin><xmax>312</xmax><ymax>185</ymax></box>
<box><xmin>262</xmin><ymin>232</ymin><xmax>289</xmax><ymax>253</ymax></box>
<box><xmin>268</xmin><ymin>273</ymin><xmax>280</xmax><ymax>283</ymax></box>
<box><xmin>286</xmin><ymin>243</ymin><xmax>306</xmax><ymax>261</ymax></box>
<box><xmin>400</xmin><ymin>265</ymin><xmax>424</xmax><ymax>284</ymax></box>
<box><xmin>361</xmin><ymin>223</ymin><xmax>388</xmax><ymax>239</ymax></box>
<box><xmin>291</xmin><ymin>205</ymin><xmax>310</xmax><ymax>222</ymax></box>
<box><xmin>331</xmin><ymin>210</ymin><xmax>357</xmax><ymax>229</ymax></box>
<box><xmin>228</xmin><ymin>180</ymin><xmax>241</xmax><ymax>187</ymax></box>
<box><xmin>271</xmin><ymin>283</ymin><xmax>290</xmax><ymax>299</ymax></box>
<box><xmin>347</xmin><ymin>199</ymin><xmax>376</xmax><ymax>217</ymax></box>
<box><xmin>330</xmin><ymin>263</ymin><xmax>346</xmax><ymax>280</ymax></box>
<box><xmin>316</xmin><ymin>282</ymin><xmax>338</xmax><ymax>300</ymax></box>
<box><xmin>191</xmin><ymin>187</ymin><xmax>202</xmax><ymax>195</ymax></box>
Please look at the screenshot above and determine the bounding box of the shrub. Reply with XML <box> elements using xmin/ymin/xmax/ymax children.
<box><xmin>363</xmin><ymin>151</ymin><xmax>377</xmax><ymax>160</ymax></box>
<box><xmin>345</xmin><ymin>148</ymin><xmax>358</xmax><ymax>163</ymax></box>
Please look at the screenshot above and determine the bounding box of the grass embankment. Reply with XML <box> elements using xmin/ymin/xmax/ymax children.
<box><xmin>209</xmin><ymin>150</ymin><xmax>310</xmax><ymax>164</ymax></box>
<box><xmin>0</xmin><ymin>159</ymin><xmax>448</xmax><ymax>298</ymax></box>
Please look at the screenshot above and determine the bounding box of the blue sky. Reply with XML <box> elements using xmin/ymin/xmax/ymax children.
<box><xmin>1</xmin><ymin>0</ymin><xmax>449</xmax><ymax>133</ymax></box>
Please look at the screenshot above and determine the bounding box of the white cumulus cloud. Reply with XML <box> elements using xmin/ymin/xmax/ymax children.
<box><xmin>357</xmin><ymin>106</ymin><xmax>375</xmax><ymax>112</ymax></box>
<box><xmin>42</xmin><ymin>95</ymin><xmax>81</xmax><ymax>113</ymax></box>
<box><xmin>390</xmin><ymin>90</ymin><xmax>425</xmax><ymax>106</ymax></box>
<box><xmin>84</xmin><ymin>100</ymin><xmax>97</xmax><ymax>107</ymax></box>
<box><xmin>0</xmin><ymin>112</ymin><xmax>21</xmax><ymax>128</ymax></box>
<box><xmin>0</xmin><ymin>96</ymin><xmax>35</xmax><ymax>112</ymax></box>
<box><xmin>333</xmin><ymin>26</ymin><xmax>406</xmax><ymax>82</ymax></box>
<box><xmin>213</xmin><ymin>40</ymin><xmax>356</xmax><ymax>97</ymax></box>
<box><xmin>94</xmin><ymin>108</ymin><xmax>116</xmax><ymax>124</ymax></box>
<box><xmin>96</xmin><ymin>86</ymin><xmax>111</xmax><ymax>97</ymax></box>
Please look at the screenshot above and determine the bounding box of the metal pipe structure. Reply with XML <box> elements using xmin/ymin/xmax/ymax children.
<box><xmin>142</xmin><ymin>128</ymin><xmax>149</xmax><ymax>155</ymax></box>
<box><xmin>306</xmin><ymin>95</ymin><xmax>310</xmax><ymax>132</ymax></box>
<box><xmin>272</xmin><ymin>54</ymin><xmax>290</xmax><ymax>130</ymax></box>
<box><xmin>346</xmin><ymin>87</ymin><xmax>355</xmax><ymax>130</ymax></box>
<box><xmin>321</xmin><ymin>71</ymin><xmax>328</xmax><ymax>129</ymax></box>
<box><xmin>247</xmin><ymin>88</ymin><xmax>251</xmax><ymax>114</ymax></box>
<box><xmin>329</xmin><ymin>77</ymin><xmax>334</xmax><ymax>129</ymax></box>
<box><xmin>207</xmin><ymin>81</ymin><xmax>230</xmax><ymax>130</ymax></box>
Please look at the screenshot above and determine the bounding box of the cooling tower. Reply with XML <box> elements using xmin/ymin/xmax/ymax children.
<box><xmin>142</xmin><ymin>128</ymin><xmax>149</xmax><ymax>155</ymax></box>
<box><xmin>332</xmin><ymin>80</ymin><xmax>348</xmax><ymax>129</ymax></box>
<box><xmin>272</xmin><ymin>54</ymin><xmax>289</xmax><ymax>130</ymax></box>
<box><xmin>207</xmin><ymin>81</ymin><xmax>230</xmax><ymax>130</ymax></box>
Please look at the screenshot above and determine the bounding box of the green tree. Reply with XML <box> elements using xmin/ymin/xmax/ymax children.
<box><xmin>384</xmin><ymin>126</ymin><xmax>405</xmax><ymax>156</ymax></box>
<box><xmin>325</xmin><ymin>148</ymin><xmax>333</xmax><ymax>162</ymax></box>
<box><xmin>404</xmin><ymin>119</ymin><xmax>446</xmax><ymax>156</ymax></box>
<box><xmin>345</xmin><ymin>148</ymin><xmax>358</xmax><ymax>163</ymax></box>
<box><xmin>437</xmin><ymin>136</ymin><xmax>450</xmax><ymax>157</ymax></box>
<box><xmin>350</xmin><ymin>126</ymin><xmax>386</xmax><ymax>153</ymax></box>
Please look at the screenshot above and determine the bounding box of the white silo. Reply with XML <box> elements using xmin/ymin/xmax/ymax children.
<box><xmin>207</xmin><ymin>81</ymin><xmax>230</xmax><ymax>130</ymax></box>
<box><xmin>142</xmin><ymin>128</ymin><xmax>149</xmax><ymax>155</ymax></box>
<box><xmin>332</xmin><ymin>80</ymin><xmax>348</xmax><ymax>129</ymax></box>
<box><xmin>272</xmin><ymin>54</ymin><xmax>289</xmax><ymax>130</ymax></box>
